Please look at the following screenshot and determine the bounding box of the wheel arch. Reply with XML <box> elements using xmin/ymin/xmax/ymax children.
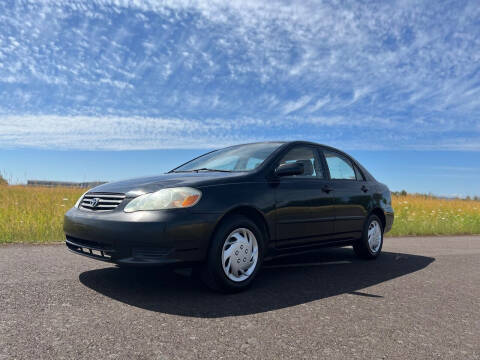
<box><xmin>369</xmin><ymin>208</ymin><xmax>386</xmax><ymax>230</ymax></box>
<box><xmin>212</xmin><ymin>205</ymin><xmax>271</xmax><ymax>246</ymax></box>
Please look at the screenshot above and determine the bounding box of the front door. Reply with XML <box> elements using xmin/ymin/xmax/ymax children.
<box><xmin>273</xmin><ymin>146</ymin><xmax>335</xmax><ymax>248</ymax></box>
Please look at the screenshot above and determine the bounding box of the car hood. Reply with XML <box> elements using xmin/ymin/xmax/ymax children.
<box><xmin>89</xmin><ymin>172</ymin><xmax>247</xmax><ymax>196</ymax></box>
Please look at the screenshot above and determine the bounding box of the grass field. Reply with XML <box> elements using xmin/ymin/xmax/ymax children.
<box><xmin>389</xmin><ymin>194</ymin><xmax>480</xmax><ymax>236</ymax></box>
<box><xmin>0</xmin><ymin>185</ymin><xmax>479</xmax><ymax>243</ymax></box>
<box><xmin>0</xmin><ymin>185</ymin><xmax>84</xmax><ymax>244</ymax></box>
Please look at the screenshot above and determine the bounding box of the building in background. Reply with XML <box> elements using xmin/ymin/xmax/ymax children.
<box><xmin>27</xmin><ymin>180</ymin><xmax>105</xmax><ymax>188</ymax></box>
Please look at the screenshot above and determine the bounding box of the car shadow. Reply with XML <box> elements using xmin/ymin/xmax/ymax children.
<box><xmin>79</xmin><ymin>247</ymin><xmax>434</xmax><ymax>318</ymax></box>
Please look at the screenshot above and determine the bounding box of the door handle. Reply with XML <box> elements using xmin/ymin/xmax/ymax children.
<box><xmin>361</xmin><ymin>185</ymin><xmax>369</xmax><ymax>193</ymax></box>
<box><xmin>322</xmin><ymin>185</ymin><xmax>333</xmax><ymax>193</ymax></box>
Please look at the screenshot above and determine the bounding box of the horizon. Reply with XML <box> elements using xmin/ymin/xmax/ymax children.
<box><xmin>1</xmin><ymin>146</ymin><xmax>479</xmax><ymax>198</ymax></box>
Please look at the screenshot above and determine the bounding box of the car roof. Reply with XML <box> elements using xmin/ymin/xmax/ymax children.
<box><xmin>236</xmin><ymin>140</ymin><xmax>346</xmax><ymax>153</ymax></box>
<box><xmin>228</xmin><ymin>140</ymin><xmax>353</xmax><ymax>157</ymax></box>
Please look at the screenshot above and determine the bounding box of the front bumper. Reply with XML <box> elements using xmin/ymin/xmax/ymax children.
<box><xmin>63</xmin><ymin>207</ymin><xmax>219</xmax><ymax>266</ymax></box>
<box><xmin>384</xmin><ymin>210</ymin><xmax>394</xmax><ymax>233</ymax></box>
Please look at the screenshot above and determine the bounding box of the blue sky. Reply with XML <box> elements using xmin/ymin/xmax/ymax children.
<box><xmin>0</xmin><ymin>0</ymin><xmax>479</xmax><ymax>196</ymax></box>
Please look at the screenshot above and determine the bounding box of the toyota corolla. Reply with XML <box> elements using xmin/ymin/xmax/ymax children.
<box><xmin>64</xmin><ymin>141</ymin><xmax>394</xmax><ymax>292</ymax></box>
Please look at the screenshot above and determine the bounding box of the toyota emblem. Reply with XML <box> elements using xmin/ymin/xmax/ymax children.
<box><xmin>91</xmin><ymin>198</ymin><xmax>100</xmax><ymax>208</ymax></box>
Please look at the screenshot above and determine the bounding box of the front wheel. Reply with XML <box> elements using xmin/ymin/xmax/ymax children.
<box><xmin>201</xmin><ymin>215</ymin><xmax>264</xmax><ymax>293</ymax></box>
<box><xmin>353</xmin><ymin>214</ymin><xmax>384</xmax><ymax>259</ymax></box>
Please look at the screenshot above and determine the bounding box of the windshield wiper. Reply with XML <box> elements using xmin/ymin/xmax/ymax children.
<box><xmin>191</xmin><ymin>168</ymin><xmax>233</xmax><ymax>173</ymax></box>
<box><xmin>169</xmin><ymin>168</ymin><xmax>233</xmax><ymax>173</ymax></box>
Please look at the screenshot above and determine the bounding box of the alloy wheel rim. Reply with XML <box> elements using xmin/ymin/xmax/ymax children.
<box><xmin>221</xmin><ymin>228</ymin><xmax>259</xmax><ymax>282</ymax></box>
<box><xmin>368</xmin><ymin>220</ymin><xmax>382</xmax><ymax>253</ymax></box>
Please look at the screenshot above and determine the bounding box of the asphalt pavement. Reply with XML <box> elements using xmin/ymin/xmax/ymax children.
<box><xmin>1</xmin><ymin>236</ymin><xmax>479</xmax><ymax>359</ymax></box>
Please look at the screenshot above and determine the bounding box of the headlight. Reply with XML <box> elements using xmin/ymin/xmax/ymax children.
<box><xmin>124</xmin><ymin>187</ymin><xmax>202</xmax><ymax>212</ymax></box>
<box><xmin>74</xmin><ymin>190</ymin><xmax>89</xmax><ymax>208</ymax></box>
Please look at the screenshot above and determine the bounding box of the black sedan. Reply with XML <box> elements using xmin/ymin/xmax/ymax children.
<box><xmin>64</xmin><ymin>141</ymin><xmax>394</xmax><ymax>292</ymax></box>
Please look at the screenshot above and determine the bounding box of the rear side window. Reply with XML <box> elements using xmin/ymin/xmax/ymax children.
<box><xmin>278</xmin><ymin>146</ymin><xmax>325</xmax><ymax>178</ymax></box>
<box><xmin>324</xmin><ymin>151</ymin><xmax>356</xmax><ymax>180</ymax></box>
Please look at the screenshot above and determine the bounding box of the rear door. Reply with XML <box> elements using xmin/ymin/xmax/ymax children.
<box><xmin>273</xmin><ymin>145</ymin><xmax>335</xmax><ymax>248</ymax></box>
<box><xmin>322</xmin><ymin>150</ymin><xmax>371</xmax><ymax>239</ymax></box>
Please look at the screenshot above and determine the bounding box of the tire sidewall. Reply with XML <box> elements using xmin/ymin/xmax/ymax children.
<box><xmin>208</xmin><ymin>215</ymin><xmax>265</xmax><ymax>291</ymax></box>
<box><xmin>363</xmin><ymin>214</ymin><xmax>384</xmax><ymax>258</ymax></box>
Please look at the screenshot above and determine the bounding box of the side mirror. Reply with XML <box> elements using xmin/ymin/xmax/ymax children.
<box><xmin>275</xmin><ymin>162</ymin><xmax>304</xmax><ymax>177</ymax></box>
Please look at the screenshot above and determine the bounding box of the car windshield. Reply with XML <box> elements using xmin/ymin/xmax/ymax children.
<box><xmin>172</xmin><ymin>143</ymin><xmax>283</xmax><ymax>172</ymax></box>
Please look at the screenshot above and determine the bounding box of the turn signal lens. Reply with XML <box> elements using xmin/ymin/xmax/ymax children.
<box><xmin>182</xmin><ymin>195</ymin><xmax>200</xmax><ymax>207</ymax></box>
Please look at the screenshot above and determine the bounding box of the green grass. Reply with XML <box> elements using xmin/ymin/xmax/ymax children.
<box><xmin>387</xmin><ymin>194</ymin><xmax>480</xmax><ymax>236</ymax></box>
<box><xmin>0</xmin><ymin>185</ymin><xmax>479</xmax><ymax>243</ymax></box>
<box><xmin>0</xmin><ymin>185</ymin><xmax>84</xmax><ymax>243</ymax></box>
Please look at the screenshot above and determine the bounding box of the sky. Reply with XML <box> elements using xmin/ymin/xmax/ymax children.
<box><xmin>0</xmin><ymin>0</ymin><xmax>479</xmax><ymax>196</ymax></box>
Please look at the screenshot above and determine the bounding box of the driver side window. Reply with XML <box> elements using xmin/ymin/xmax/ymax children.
<box><xmin>278</xmin><ymin>147</ymin><xmax>324</xmax><ymax>178</ymax></box>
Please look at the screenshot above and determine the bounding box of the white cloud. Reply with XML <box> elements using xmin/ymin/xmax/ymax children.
<box><xmin>282</xmin><ymin>96</ymin><xmax>312</xmax><ymax>115</ymax></box>
<box><xmin>0</xmin><ymin>114</ymin><xmax>478</xmax><ymax>151</ymax></box>
<box><xmin>0</xmin><ymin>115</ymin><xmax>286</xmax><ymax>150</ymax></box>
<box><xmin>307</xmin><ymin>97</ymin><xmax>330</xmax><ymax>113</ymax></box>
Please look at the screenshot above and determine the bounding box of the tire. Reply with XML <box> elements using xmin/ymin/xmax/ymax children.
<box><xmin>353</xmin><ymin>214</ymin><xmax>384</xmax><ymax>259</ymax></box>
<box><xmin>201</xmin><ymin>215</ymin><xmax>264</xmax><ymax>293</ymax></box>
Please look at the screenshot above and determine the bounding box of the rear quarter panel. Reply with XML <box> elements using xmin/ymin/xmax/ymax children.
<box><xmin>374</xmin><ymin>183</ymin><xmax>395</xmax><ymax>232</ymax></box>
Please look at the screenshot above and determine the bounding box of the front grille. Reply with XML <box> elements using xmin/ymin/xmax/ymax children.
<box><xmin>80</xmin><ymin>192</ymin><xmax>125</xmax><ymax>211</ymax></box>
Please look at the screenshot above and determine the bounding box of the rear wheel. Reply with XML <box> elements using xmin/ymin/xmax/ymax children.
<box><xmin>201</xmin><ymin>215</ymin><xmax>264</xmax><ymax>293</ymax></box>
<box><xmin>353</xmin><ymin>214</ymin><xmax>383</xmax><ymax>259</ymax></box>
